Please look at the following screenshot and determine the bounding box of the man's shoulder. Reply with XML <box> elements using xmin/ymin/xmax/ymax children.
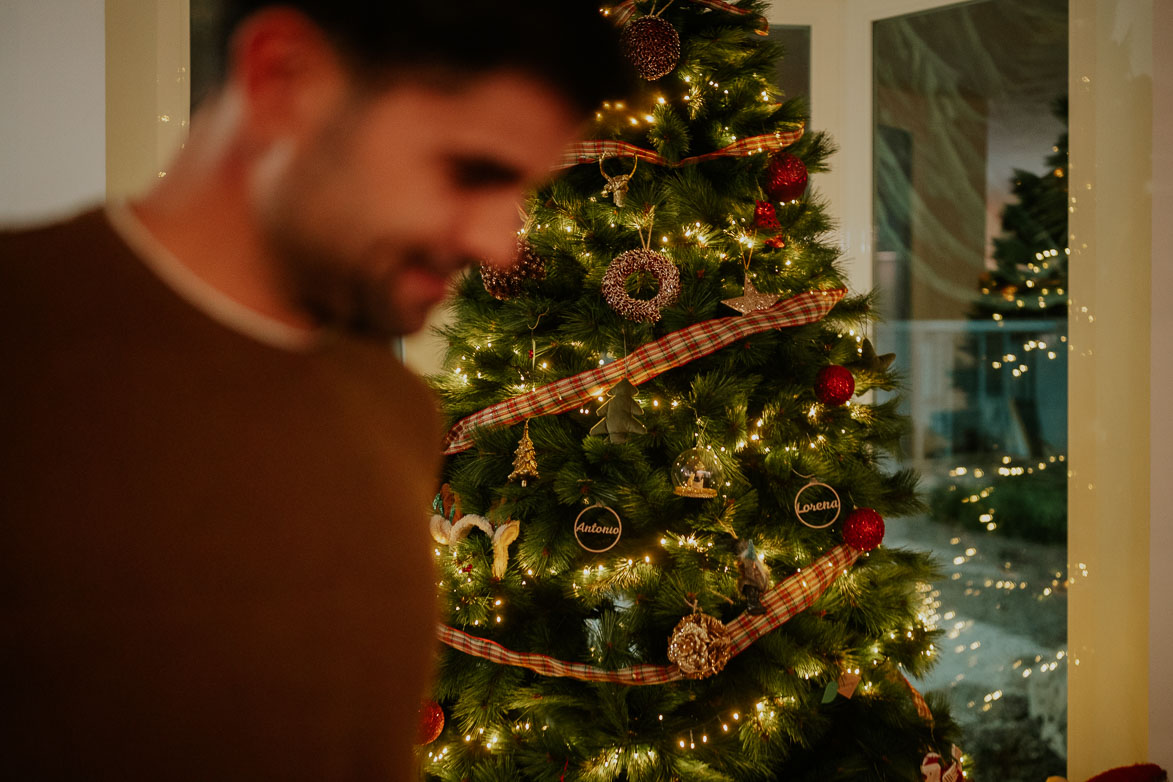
<box><xmin>2</xmin><ymin>206</ymin><xmax>113</xmax><ymax>246</ymax></box>
<box><xmin>0</xmin><ymin>207</ymin><xmax>126</xmax><ymax>273</ymax></box>
<box><xmin>0</xmin><ymin>207</ymin><xmax>164</xmax><ymax>348</ymax></box>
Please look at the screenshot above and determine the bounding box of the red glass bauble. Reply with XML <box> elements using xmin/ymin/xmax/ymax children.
<box><xmin>815</xmin><ymin>365</ymin><xmax>855</xmax><ymax>405</ymax></box>
<box><xmin>763</xmin><ymin>153</ymin><xmax>809</xmax><ymax>202</ymax></box>
<box><xmin>753</xmin><ymin>200</ymin><xmax>781</xmax><ymax>230</ymax></box>
<box><xmin>843</xmin><ymin>508</ymin><xmax>885</xmax><ymax>551</ymax></box>
<box><xmin>416</xmin><ymin>699</ymin><xmax>445</xmax><ymax>745</ymax></box>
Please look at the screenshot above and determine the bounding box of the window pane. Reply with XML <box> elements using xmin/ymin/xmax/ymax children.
<box><xmin>769</xmin><ymin>26</ymin><xmax>811</xmax><ymax>113</ymax></box>
<box><xmin>872</xmin><ymin>3</ymin><xmax>1068</xmax><ymax>778</ymax></box>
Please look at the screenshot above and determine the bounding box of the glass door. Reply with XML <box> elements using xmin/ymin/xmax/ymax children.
<box><xmin>871</xmin><ymin>3</ymin><xmax>1068</xmax><ymax>778</ymax></box>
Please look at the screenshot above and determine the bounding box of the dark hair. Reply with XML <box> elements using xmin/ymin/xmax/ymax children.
<box><xmin>205</xmin><ymin>0</ymin><xmax>631</xmax><ymax>115</ymax></box>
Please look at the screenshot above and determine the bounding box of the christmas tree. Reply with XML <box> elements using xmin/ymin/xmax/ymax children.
<box><xmin>975</xmin><ymin>96</ymin><xmax>1068</xmax><ymax>320</ymax></box>
<box><xmin>421</xmin><ymin>2</ymin><xmax>963</xmax><ymax>779</ymax></box>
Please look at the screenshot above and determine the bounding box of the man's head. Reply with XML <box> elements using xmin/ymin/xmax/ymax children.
<box><xmin>194</xmin><ymin>1</ymin><xmax>628</xmax><ymax>339</ymax></box>
<box><xmin>207</xmin><ymin>1</ymin><xmax>628</xmax><ymax>117</ymax></box>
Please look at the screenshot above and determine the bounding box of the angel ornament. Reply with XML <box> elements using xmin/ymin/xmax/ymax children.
<box><xmin>600</xmin><ymin>154</ymin><xmax>638</xmax><ymax>208</ymax></box>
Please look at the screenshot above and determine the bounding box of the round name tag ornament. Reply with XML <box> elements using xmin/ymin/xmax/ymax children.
<box><xmin>793</xmin><ymin>478</ymin><xmax>841</xmax><ymax>529</ymax></box>
<box><xmin>573</xmin><ymin>503</ymin><xmax>623</xmax><ymax>553</ymax></box>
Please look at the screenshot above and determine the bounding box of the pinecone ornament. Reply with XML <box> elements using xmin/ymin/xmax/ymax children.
<box><xmin>621</xmin><ymin>16</ymin><xmax>680</xmax><ymax>81</ymax></box>
<box><xmin>480</xmin><ymin>239</ymin><xmax>546</xmax><ymax>300</ymax></box>
<box><xmin>667</xmin><ymin>611</ymin><xmax>733</xmax><ymax>678</ymax></box>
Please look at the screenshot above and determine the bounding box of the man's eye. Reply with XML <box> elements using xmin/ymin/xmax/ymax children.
<box><xmin>449</xmin><ymin>157</ymin><xmax>524</xmax><ymax>189</ymax></box>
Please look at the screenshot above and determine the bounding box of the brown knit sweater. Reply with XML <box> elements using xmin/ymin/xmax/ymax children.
<box><xmin>1</xmin><ymin>209</ymin><xmax>443</xmax><ymax>779</ymax></box>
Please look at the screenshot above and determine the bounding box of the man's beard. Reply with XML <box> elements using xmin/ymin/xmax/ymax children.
<box><xmin>274</xmin><ymin>241</ymin><xmax>419</xmax><ymax>343</ymax></box>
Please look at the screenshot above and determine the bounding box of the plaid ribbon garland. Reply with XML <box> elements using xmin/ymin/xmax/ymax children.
<box><xmin>437</xmin><ymin>543</ymin><xmax>861</xmax><ymax>684</ymax></box>
<box><xmin>724</xmin><ymin>542</ymin><xmax>859</xmax><ymax>654</ymax></box>
<box><xmin>605</xmin><ymin>0</ymin><xmax>770</xmax><ymax>34</ymax></box>
<box><xmin>903</xmin><ymin>671</ymin><xmax>934</xmax><ymax>721</ymax></box>
<box><xmin>437</xmin><ymin>624</ymin><xmax>682</xmax><ymax>685</ymax></box>
<box><xmin>555</xmin><ymin>126</ymin><xmax>805</xmax><ymax>171</ymax></box>
<box><xmin>443</xmin><ymin>287</ymin><xmax>844</xmax><ymax>455</ymax></box>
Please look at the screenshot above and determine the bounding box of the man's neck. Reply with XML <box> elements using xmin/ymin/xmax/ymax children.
<box><xmin>129</xmin><ymin>93</ymin><xmax>318</xmax><ymax>337</ymax></box>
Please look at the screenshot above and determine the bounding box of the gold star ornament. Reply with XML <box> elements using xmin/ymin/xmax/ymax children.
<box><xmin>721</xmin><ymin>275</ymin><xmax>781</xmax><ymax>314</ymax></box>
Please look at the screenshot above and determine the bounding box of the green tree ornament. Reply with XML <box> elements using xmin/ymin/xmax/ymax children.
<box><xmin>589</xmin><ymin>378</ymin><xmax>646</xmax><ymax>443</ymax></box>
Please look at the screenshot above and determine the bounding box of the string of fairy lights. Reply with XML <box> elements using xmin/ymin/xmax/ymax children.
<box><xmin>433</xmin><ymin>348</ymin><xmax>923</xmax><ymax>763</ymax></box>
<box><xmin>592</xmin><ymin>66</ymin><xmax>783</xmax><ymax>133</ymax></box>
<box><xmin>428</xmin><ymin>20</ymin><xmax>948</xmax><ymax>774</ymax></box>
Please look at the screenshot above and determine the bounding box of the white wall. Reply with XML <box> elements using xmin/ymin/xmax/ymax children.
<box><xmin>0</xmin><ymin>0</ymin><xmax>106</xmax><ymax>225</ymax></box>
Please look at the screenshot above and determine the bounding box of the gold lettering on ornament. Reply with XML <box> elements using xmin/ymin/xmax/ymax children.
<box><xmin>797</xmin><ymin>499</ymin><xmax>840</xmax><ymax>513</ymax></box>
<box><xmin>575</xmin><ymin>520</ymin><xmax>621</xmax><ymax>535</ymax></box>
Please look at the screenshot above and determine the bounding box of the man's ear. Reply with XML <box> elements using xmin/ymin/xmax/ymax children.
<box><xmin>225</xmin><ymin>8</ymin><xmax>349</xmax><ymax>142</ymax></box>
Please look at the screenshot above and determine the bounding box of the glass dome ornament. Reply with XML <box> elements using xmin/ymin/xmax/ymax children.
<box><xmin>671</xmin><ymin>447</ymin><xmax>723</xmax><ymax>498</ymax></box>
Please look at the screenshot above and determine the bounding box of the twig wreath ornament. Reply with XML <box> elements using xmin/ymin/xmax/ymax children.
<box><xmin>602</xmin><ymin>248</ymin><xmax>680</xmax><ymax>322</ymax></box>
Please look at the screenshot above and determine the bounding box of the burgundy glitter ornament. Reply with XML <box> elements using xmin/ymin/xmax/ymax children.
<box><xmin>480</xmin><ymin>239</ymin><xmax>546</xmax><ymax>300</ymax></box>
<box><xmin>843</xmin><ymin>507</ymin><xmax>885</xmax><ymax>551</ymax></box>
<box><xmin>416</xmin><ymin>699</ymin><xmax>445</xmax><ymax>745</ymax></box>
<box><xmin>621</xmin><ymin>16</ymin><xmax>681</xmax><ymax>81</ymax></box>
<box><xmin>601</xmin><ymin>248</ymin><xmax>680</xmax><ymax>323</ymax></box>
<box><xmin>763</xmin><ymin>153</ymin><xmax>809</xmax><ymax>202</ymax></box>
<box><xmin>753</xmin><ymin>200</ymin><xmax>781</xmax><ymax>230</ymax></box>
<box><xmin>815</xmin><ymin>364</ymin><xmax>855</xmax><ymax>405</ymax></box>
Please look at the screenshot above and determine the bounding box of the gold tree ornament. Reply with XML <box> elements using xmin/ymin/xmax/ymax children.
<box><xmin>508</xmin><ymin>420</ymin><xmax>539</xmax><ymax>487</ymax></box>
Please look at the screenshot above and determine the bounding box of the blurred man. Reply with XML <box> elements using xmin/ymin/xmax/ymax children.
<box><xmin>0</xmin><ymin>2</ymin><xmax>627</xmax><ymax>777</ymax></box>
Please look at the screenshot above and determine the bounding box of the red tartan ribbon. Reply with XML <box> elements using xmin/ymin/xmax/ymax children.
<box><xmin>437</xmin><ymin>543</ymin><xmax>861</xmax><ymax>684</ymax></box>
<box><xmin>903</xmin><ymin>671</ymin><xmax>934</xmax><ymax>721</ymax></box>
<box><xmin>605</xmin><ymin>0</ymin><xmax>770</xmax><ymax>35</ymax></box>
<box><xmin>442</xmin><ymin>287</ymin><xmax>845</xmax><ymax>455</ymax></box>
<box><xmin>555</xmin><ymin>126</ymin><xmax>804</xmax><ymax>171</ymax></box>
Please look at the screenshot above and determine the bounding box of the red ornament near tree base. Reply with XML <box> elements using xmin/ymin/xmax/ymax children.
<box><xmin>815</xmin><ymin>365</ymin><xmax>855</xmax><ymax>405</ymax></box>
<box><xmin>763</xmin><ymin>153</ymin><xmax>809</xmax><ymax>202</ymax></box>
<box><xmin>843</xmin><ymin>508</ymin><xmax>885</xmax><ymax>551</ymax></box>
<box><xmin>416</xmin><ymin>699</ymin><xmax>445</xmax><ymax>745</ymax></box>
